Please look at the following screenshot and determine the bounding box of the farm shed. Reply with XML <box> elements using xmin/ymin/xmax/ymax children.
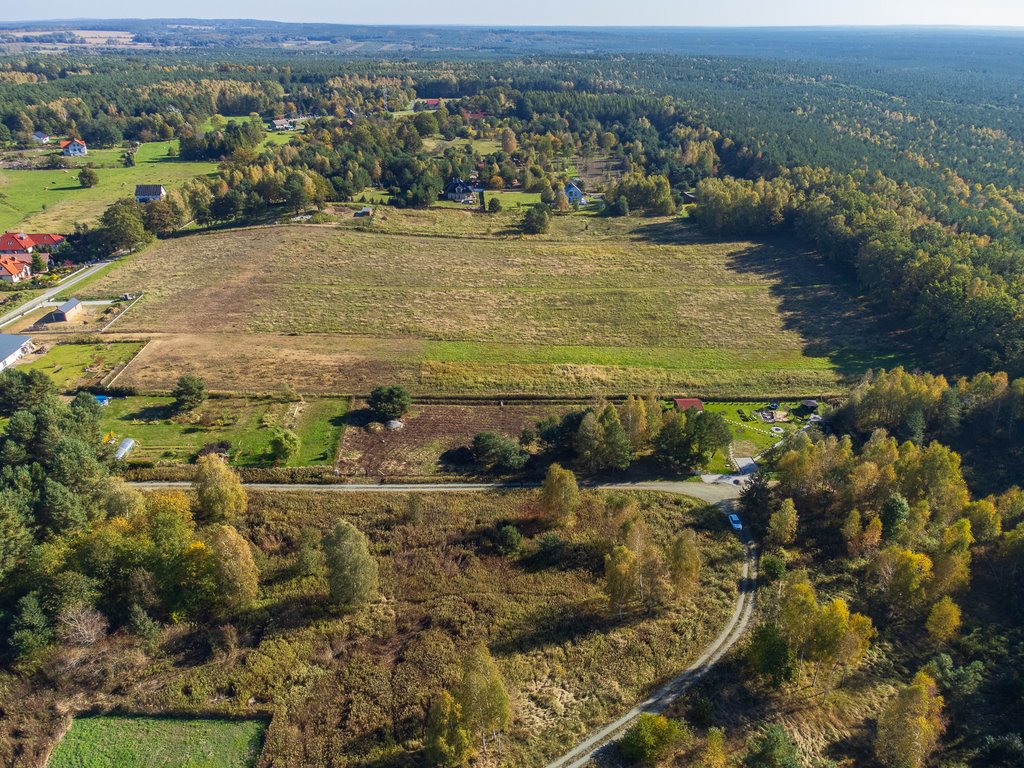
<box><xmin>53</xmin><ymin>298</ymin><xmax>83</xmax><ymax>322</ymax></box>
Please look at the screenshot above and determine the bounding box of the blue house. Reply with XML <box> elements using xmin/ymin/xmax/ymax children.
<box><xmin>564</xmin><ymin>182</ymin><xmax>586</xmax><ymax>206</ymax></box>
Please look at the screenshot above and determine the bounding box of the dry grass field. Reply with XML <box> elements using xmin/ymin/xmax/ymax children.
<box><xmin>337</xmin><ymin>401</ymin><xmax>569</xmax><ymax>478</ymax></box>
<box><xmin>8</xmin><ymin>488</ymin><xmax>743</xmax><ymax>768</ymax></box>
<box><xmin>84</xmin><ymin>208</ymin><xmax>907</xmax><ymax>396</ymax></box>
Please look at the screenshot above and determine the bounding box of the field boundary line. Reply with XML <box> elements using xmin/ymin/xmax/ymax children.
<box><xmin>105</xmin><ymin>340</ymin><xmax>150</xmax><ymax>388</ymax></box>
<box><xmin>99</xmin><ymin>293</ymin><xmax>144</xmax><ymax>333</ymax></box>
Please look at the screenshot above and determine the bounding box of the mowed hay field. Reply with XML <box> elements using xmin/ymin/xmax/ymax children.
<box><xmin>86</xmin><ymin>208</ymin><xmax>906</xmax><ymax>396</ymax></box>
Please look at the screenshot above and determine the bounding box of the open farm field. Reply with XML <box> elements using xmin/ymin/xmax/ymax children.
<box><xmin>83</xmin><ymin>208</ymin><xmax>907</xmax><ymax>397</ymax></box>
<box><xmin>12</xmin><ymin>488</ymin><xmax>742</xmax><ymax>768</ymax></box>
<box><xmin>0</xmin><ymin>140</ymin><xmax>217</xmax><ymax>232</ymax></box>
<box><xmin>48</xmin><ymin>715</ymin><xmax>266</xmax><ymax>768</ymax></box>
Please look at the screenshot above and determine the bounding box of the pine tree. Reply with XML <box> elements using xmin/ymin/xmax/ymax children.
<box><xmin>747</xmin><ymin>623</ymin><xmax>796</xmax><ymax>686</ymax></box>
<box><xmin>11</xmin><ymin>592</ymin><xmax>53</xmax><ymax>659</ymax></box>
<box><xmin>574</xmin><ymin>411</ymin><xmax>604</xmax><ymax>471</ymax></box>
<box><xmin>598</xmin><ymin>404</ymin><xmax>632</xmax><ymax>470</ymax></box>
<box><xmin>881</xmin><ymin>493</ymin><xmax>911</xmax><ymax>542</ymax></box>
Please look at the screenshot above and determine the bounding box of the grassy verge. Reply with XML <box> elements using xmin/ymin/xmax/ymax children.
<box><xmin>51</xmin><ymin>258</ymin><xmax>137</xmax><ymax>301</ymax></box>
<box><xmin>49</xmin><ymin>715</ymin><xmax>266</xmax><ymax>768</ymax></box>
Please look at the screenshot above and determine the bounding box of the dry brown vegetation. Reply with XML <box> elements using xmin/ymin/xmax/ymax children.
<box><xmin>3</xmin><ymin>489</ymin><xmax>745</xmax><ymax>767</ymax></box>
<box><xmin>82</xmin><ymin>208</ymin><xmax>904</xmax><ymax>397</ymax></box>
<box><xmin>336</xmin><ymin>402</ymin><xmax>568</xmax><ymax>478</ymax></box>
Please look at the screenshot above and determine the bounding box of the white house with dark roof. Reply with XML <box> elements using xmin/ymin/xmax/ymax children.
<box><xmin>135</xmin><ymin>185</ymin><xmax>167</xmax><ymax>203</ymax></box>
<box><xmin>443</xmin><ymin>177</ymin><xmax>478</xmax><ymax>202</ymax></box>
<box><xmin>0</xmin><ymin>335</ymin><xmax>33</xmax><ymax>371</ymax></box>
<box><xmin>32</xmin><ymin>131</ymin><xmax>50</xmax><ymax>144</ymax></box>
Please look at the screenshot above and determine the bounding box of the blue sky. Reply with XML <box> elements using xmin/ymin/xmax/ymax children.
<box><xmin>6</xmin><ymin>0</ymin><xmax>1024</xmax><ymax>26</ymax></box>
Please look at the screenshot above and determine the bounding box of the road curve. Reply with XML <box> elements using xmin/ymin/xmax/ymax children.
<box><xmin>543</xmin><ymin>498</ymin><xmax>757</xmax><ymax>768</ymax></box>
<box><xmin>128</xmin><ymin>478</ymin><xmax>757</xmax><ymax>767</ymax></box>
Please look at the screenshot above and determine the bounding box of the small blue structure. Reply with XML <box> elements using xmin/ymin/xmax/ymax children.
<box><xmin>114</xmin><ymin>437</ymin><xmax>136</xmax><ymax>461</ymax></box>
<box><xmin>94</xmin><ymin>395</ymin><xmax>110</xmax><ymax>407</ymax></box>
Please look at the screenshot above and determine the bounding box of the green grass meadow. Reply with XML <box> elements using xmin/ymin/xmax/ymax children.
<box><xmin>48</xmin><ymin>715</ymin><xmax>266</xmax><ymax>768</ymax></box>
<box><xmin>20</xmin><ymin>342</ymin><xmax>144</xmax><ymax>391</ymax></box>
<box><xmin>0</xmin><ymin>141</ymin><xmax>217</xmax><ymax>232</ymax></box>
<box><xmin>99</xmin><ymin>394</ymin><xmax>347</xmax><ymax>467</ymax></box>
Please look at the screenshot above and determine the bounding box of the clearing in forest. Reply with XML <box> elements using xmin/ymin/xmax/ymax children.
<box><xmin>83</xmin><ymin>207</ymin><xmax>907</xmax><ymax>396</ymax></box>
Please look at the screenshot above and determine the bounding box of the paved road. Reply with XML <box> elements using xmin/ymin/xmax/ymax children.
<box><xmin>131</xmin><ymin>478</ymin><xmax>756</xmax><ymax>767</ymax></box>
<box><xmin>0</xmin><ymin>261</ymin><xmax>110</xmax><ymax>328</ymax></box>
<box><xmin>128</xmin><ymin>479</ymin><xmax>742</xmax><ymax>505</ymax></box>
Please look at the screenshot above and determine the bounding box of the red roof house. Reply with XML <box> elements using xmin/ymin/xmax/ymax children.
<box><xmin>0</xmin><ymin>232</ymin><xmax>65</xmax><ymax>254</ymax></box>
<box><xmin>673</xmin><ymin>398</ymin><xmax>705</xmax><ymax>412</ymax></box>
<box><xmin>0</xmin><ymin>255</ymin><xmax>31</xmax><ymax>284</ymax></box>
<box><xmin>60</xmin><ymin>139</ymin><xmax>88</xmax><ymax>156</ymax></box>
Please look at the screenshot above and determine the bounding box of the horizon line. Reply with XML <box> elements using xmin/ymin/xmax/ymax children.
<box><xmin>3</xmin><ymin>18</ymin><xmax>1024</xmax><ymax>31</ymax></box>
